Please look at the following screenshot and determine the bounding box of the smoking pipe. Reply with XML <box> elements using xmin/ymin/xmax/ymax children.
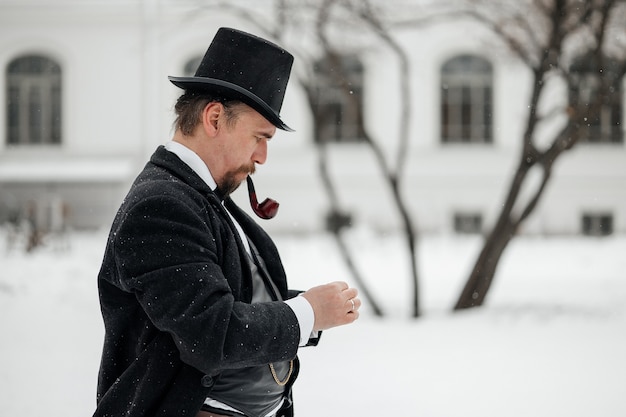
<box><xmin>246</xmin><ymin>176</ymin><xmax>279</xmax><ymax>219</ymax></box>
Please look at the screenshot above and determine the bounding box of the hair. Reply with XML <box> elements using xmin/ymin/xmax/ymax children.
<box><xmin>173</xmin><ymin>90</ymin><xmax>247</xmax><ymax>135</ymax></box>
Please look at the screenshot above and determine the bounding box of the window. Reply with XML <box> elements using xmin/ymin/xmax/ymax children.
<box><xmin>441</xmin><ymin>55</ymin><xmax>493</xmax><ymax>144</ymax></box>
<box><xmin>183</xmin><ymin>55</ymin><xmax>203</xmax><ymax>77</ymax></box>
<box><xmin>582</xmin><ymin>213</ymin><xmax>613</xmax><ymax>236</ymax></box>
<box><xmin>312</xmin><ymin>54</ymin><xmax>365</xmax><ymax>143</ymax></box>
<box><xmin>570</xmin><ymin>55</ymin><xmax>623</xmax><ymax>144</ymax></box>
<box><xmin>6</xmin><ymin>55</ymin><xmax>62</xmax><ymax>145</ymax></box>
<box><xmin>454</xmin><ymin>212</ymin><xmax>483</xmax><ymax>234</ymax></box>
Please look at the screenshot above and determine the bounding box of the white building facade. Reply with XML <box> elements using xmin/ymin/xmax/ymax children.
<box><xmin>0</xmin><ymin>0</ymin><xmax>624</xmax><ymax>236</ymax></box>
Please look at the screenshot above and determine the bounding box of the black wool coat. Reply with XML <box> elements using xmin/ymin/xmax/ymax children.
<box><xmin>94</xmin><ymin>146</ymin><xmax>306</xmax><ymax>417</ymax></box>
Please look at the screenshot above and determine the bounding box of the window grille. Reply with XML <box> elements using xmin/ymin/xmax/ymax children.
<box><xmin>6</xmin><ymin>55</ymin><xmax>62</xmax><ymax>145</ymax></box>
<box><xmin>312</xmin><ymin>55</ymin><xmax>365</xmax><ymax>143</ymax></box>
<box><xmin>454</xmin><ymin>212</ymin><xmax>483</xmax><ymax>234</ymax></box>
<box><xmin>582</xmin><ymin>213</ymin><xmax>613</xmax><ymax>236</ymax></box>
<box><xmin>570</xmin><ymin>55</ymin><xmax>623</xmax><ymax>144</ymax></box>
<box><xmin>441</xmin><ymin>55</ymin><xmax>493</xmax><ymax>144</ymax></box>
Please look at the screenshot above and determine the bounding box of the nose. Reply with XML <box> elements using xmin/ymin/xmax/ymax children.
<box><xmin>253</xmin><ymin>139</ymin><xmax>268</xmax><ymax>165</ymax></box>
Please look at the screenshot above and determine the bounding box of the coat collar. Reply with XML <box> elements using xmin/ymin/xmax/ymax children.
<box><xmin>150</xmin><ymin>145</ymin><xmax>217</xmax><ymax>199</ymax></box>
<box><xmin>164</xmin><ymin>141</ymin><xmax>219</xmax><ymax>191</ymax></box>
<box><xmin>148</xmin><ymin>145</ymin><xmax>287</xmax><ymax>297</ymax></box>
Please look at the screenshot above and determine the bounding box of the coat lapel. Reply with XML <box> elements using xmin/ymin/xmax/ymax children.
<box><xmin>149</xmin><ymin>146</ymin><xmax>258</xmax><ymax>301</ymax></box>
<box><xmin>224</xmin><ymin>198</ymin><xmax>289</xmax><ymax>299</ymax></box>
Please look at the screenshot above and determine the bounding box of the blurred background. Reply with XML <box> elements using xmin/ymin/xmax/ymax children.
<box><xmin>1</xmin><ymin>0</ymin><xmax>624</xmax><ymax>237</ymax></box>
<box><xmin>0</xmin><ymin>0</ymin><xmax>625</xmax><ymax>416</ymax></box>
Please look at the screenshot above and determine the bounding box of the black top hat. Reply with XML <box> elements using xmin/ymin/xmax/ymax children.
<box><xmin>169</xmin><ymin>27</ymin><xmax>294</xmax><ymax>131</ymax></box>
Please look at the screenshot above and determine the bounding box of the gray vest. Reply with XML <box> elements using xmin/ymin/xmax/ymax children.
<box><xmin>207</xmin><ymin>239</ymin><xmax>292</xmax><ymax>417</ymax></box>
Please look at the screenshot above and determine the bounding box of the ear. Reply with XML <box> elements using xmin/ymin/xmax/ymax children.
<box><xmin>201</xmin><ymin>102</ymin><xmax>222</xmax><ymax>136</ymax></box>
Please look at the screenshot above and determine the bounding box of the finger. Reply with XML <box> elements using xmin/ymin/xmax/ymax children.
<box><xmin>334</xmin><ymin>281</ymin><xmax>349</xmax><ymax>291</ymax></box>
<box><xmin>347</xmin><ymin>310</ymin><xmax>360</xmax><ymax>322</ymax></box>
<box><xmin>345</xmin><ymin>297</ymin><xmax>361</xmax><ymax>313</ymax></box>
<box><xmin>342</xmin><ymin>287</ymin><xmax>358</xmax><ymax>300</ymax></box>
<box><xmin>345</xmin><ymin>298</ymin><xmax>356</xmax><ymax>313</ymax></box>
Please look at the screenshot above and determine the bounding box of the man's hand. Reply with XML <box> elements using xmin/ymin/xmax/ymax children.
<box><xmin>301</xmin><ymin>281</ymin><xmax>361</xmax><ymax>332</ymax></box>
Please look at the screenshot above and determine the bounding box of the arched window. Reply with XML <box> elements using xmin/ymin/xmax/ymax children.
<box><xmin>312</xmin><ymin>54</ymin><xmax>365</xmax><ymax>143</ymax></box>
<box><xmin>6</xmin><ymin>55</ymin><xmax>62</xmax><ymax>145</ymax></box>
<box><xmin>570</xmin><ymin>54</ymin><xmax>623</xmax><ymax>144</ymax></box>
<box><xmin>441</xmin><ymin>55</ymin><xmax>493</xmax><ymax>144</ymax></box>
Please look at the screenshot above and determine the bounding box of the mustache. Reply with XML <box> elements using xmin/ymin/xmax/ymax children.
<box><xmin>239</xmin><ymin>163</ymin><xmax>256</xmax><ymax>176</ymax></box>
<box><xmin>216</xmin><ymin>163</ymin><xmax>256</xmax><ymax>197</ymax></box>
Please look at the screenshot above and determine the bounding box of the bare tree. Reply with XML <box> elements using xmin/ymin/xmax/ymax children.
<box><xmin>450</xmin><ymin>0</ymin><xmax>626</xmax><ymax>309</ymax></box>
<box><xmin>309</xmin><ymin>0</ymin><xmax>420</xmax><ymax>316</ymax></box>
<box><xmin>188</xmin><ymin>0</ymin><xmax>626</xmax><ymax>315</ymax></box>
<box><xmin>192</xmin><ymin>0</ymin><xmax>426</xmax><ymax>316</ymax></box>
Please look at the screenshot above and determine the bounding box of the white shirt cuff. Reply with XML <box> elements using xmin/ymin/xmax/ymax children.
<box><xmin>284</xmin><ymin>295</ymin><xmax>315</xmax><ymax>346</ymax></box>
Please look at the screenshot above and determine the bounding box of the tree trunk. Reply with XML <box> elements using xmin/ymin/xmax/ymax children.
<box><xmin>454</xmin><ymin>215</ymin><xmax>516</xmax><ymax>309</ymax></box>
<box><xmin>314</xmin><ymin>2</ymin><xmax>420</xmax><ymax>316</ymax></box>
<box><xmin>454</xmin><ymin>158</ymin><xmax>531</xmax><ymax>309</ymax></box>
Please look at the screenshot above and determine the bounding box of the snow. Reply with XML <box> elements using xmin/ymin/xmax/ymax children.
<box><xmin>0</xmin><ymin>227</ymin><xmax>624</xmax><ymax>416</ymax></box>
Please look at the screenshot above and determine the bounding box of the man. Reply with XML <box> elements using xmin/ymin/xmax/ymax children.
<box><xmin>94</xmin><ymin>27</ymin><xmax>360</xmax><ymax>417</ymax></box>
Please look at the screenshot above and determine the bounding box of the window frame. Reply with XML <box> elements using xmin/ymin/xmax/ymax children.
<box><xmin>582</xmin><ymin>212</ymin><xmax>613</xmax><ymax>236</ymax></box>
<box><xmin>6</xmin><ymin>54</ymin><xmax>62</xmax><ymax>146</ymax></box>
<box><xmin>312</xmin><ymin>54</ymin><xmax>365</xmax><ymax>144</ymax></box>
<box><xmin>440</xmin><ymin>54</ymin><xmax>493</xmax><ymax>144</ymax></box>
<box><xmin>453</xmin><ymin>211</ymin><xmax>483</xmax><ymax>234</ymax></box>
<box><xmin>570</xmin><ymin>54</ymin><xmax>623</xmax><ymax>144</ymax></box>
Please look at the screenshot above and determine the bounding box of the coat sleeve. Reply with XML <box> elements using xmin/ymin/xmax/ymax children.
<box><xmin>105</xmin><ymin>186</ymin><xmax>301</xmax><ymax>376</ymax></box>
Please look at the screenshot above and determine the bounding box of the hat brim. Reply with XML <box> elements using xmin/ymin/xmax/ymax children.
<box><xmin>168</xmin><ymin>76</ymin><xmax>294</xmax><ymax>132</ymax></box>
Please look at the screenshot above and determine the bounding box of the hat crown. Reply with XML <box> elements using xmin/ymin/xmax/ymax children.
<box><xmin>195</xmin><ymin>28</ymin><xmax>293</xmax><ymax>113</ymax></box>
<box><xmin>169</xmin><ymin>27</ymin><xmax>294</xmax><ymax>131</ymax></box>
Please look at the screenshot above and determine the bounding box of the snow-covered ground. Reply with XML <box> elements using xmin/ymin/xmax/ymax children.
<box><xmin>0</xmin><ymin>227</ymin><xmax>624</xmax><ymax>416</ymax></box>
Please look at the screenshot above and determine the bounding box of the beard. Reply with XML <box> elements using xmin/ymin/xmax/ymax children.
<box><xmin>216</xmin><ymin>162</ymin><xmax>256</xmax><ymax>196</ymax></box>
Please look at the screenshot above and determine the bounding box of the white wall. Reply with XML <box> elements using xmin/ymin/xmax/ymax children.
<box><xmin>0</xmin><ymin>0</ymin><xmax>624</xmax><ymax>235</ymax></box>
